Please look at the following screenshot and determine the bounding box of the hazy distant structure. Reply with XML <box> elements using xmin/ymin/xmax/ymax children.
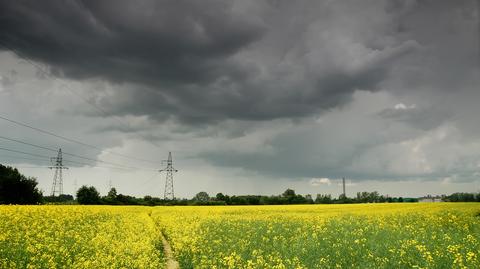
<box><xmin>49</xmin><ymin>148</ymin><xmax>68</xmax><ymax>196</ymax></box>
<box><xmin>73</xmin><ymin>179</ymin><xmax>77</xmax><ymax>197</ymax></box>
<box><xmin>159</xmin><ymin>152</ymin><xmax>178</xmax><ymax>200</ymax></box>
<box><xmin>342</xmin><ymin>177</ymin><xmax>346</xmax><ymax>198</ymax></box>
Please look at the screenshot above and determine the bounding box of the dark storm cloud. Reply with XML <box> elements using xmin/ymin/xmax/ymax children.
<box><xmin>0</xmin><ymin>0</ymin><xmax>430</xmax><ymax>123</ymax></box>
<box><xmin>2</xmin><ymin>0</ymin><xmax>480</xmax><ymax>195</ymax></box>
<box><xmin>0</xmin><ymin>0</ymin><xmax>263</xmax><ymax>83</ymax></box>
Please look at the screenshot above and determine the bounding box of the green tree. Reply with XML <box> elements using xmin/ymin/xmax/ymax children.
<box><xmin>77</xmin><ymin>185</ymin><xmax>101</xmax><ymax>205</ymax></box>
<box><xmin>43</xmin><ymin>194</ymin><xmax>73</xmax><ymax>203</ymax></box>
<box><xmin>194</xmin><ymin>191</ymin><xmax>210</xmax><ymax>202</ymax></box>
<box><xmin>107</xmin><ymin>187</ymin><xmax>117</xmax><ymax>199</ymax></box>
<box><xmin>315</xmin><ymin>194</ymin><xmax>333</xmax><ymax>204</ymax></box>
<box><xmin>282</xmin><ymin>189</ymin><xmax>296</xmax><ymax>198</ymax></box>
<box><xmin>215</xmin><ymin>192</ymin><xmax>226</xmax><ymax>201</ymax></box>
<box><xmin>0</xmin><ymin>164</ymin><xmax>42</xmax><ymax>204</ymax></box>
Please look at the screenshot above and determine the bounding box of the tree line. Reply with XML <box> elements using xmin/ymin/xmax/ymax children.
<box><xmin>1</xmin><ymin>164</ymin><xmax>479</xmax><ymax>205</ymax></box>
<box><xmin>72</xmin><ymin>187</ymin><xmax>419</xmax><ymax>205</ymax></box>
<box><xmin>442</xmin><ymin>192</ymin><xmax>480</xmax><ymax>202</ymax></box>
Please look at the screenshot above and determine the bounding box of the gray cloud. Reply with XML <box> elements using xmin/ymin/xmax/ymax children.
<box><xmin>377</xmin><ymin>103</ymin><xmax>452</xmax><ymax>130</ymax></box>
<box><xmin>0</xmin><ymin>0</ymin><xmax>263</xmax><ymax>82</ymax></box>
<box><xmin>1</xmin><ymin>0</ymin><xmax>480</xmax><ymax>195</ymax></box>
<box><xmin>0</xmin><ymin>0</ymin><xmax>432</xmax><ymax>123</ymax></box>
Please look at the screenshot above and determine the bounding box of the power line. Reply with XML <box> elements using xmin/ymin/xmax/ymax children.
<box><xmin>0</xmin><ymin>135</ymin><xmax>155</xmax><ymax>171</ymax></box>
<box><xmin>0</xmin><ymin>152</ymin><xmax>102</xmax><ymax>168</ymax></box>
<box><xmin>0</xmin><ymin>146</ymin><xmax>52</xmax><ymax>159</ymax></box>
<box><xmin>138</xmin><ymin>173</ymin><xmax>159</xmax><ymax>194</ymax></box>
<box><xmin>1</xmin><ymin>164</ymin><xmax>50</xmax><ymax>169</ymax></box>
<box><xmin>0</xmin><ymin>146</ymin><xmax>145</xmax><ymax>171</ymax></box>
<box><xmin>0</xmin><ymin>154</ymin><xmax>51</xmax><ymax>163</ymax></box>
<box><xmin>61</xmin><ymin>159</ymin><xmax>131</xmax><ymax>171</ymax></box>
<box><xmin>0</xmin><ymin>40</ymin><xmax>165</xmax><ymax>159</ymax></box>
<box><xmin>0</xmin><ymin>135</ymin><xmax>59</xmax><ymax>153</ymax></box>
<box><xmin>0</xmin><ymin>114</ymin><xmax>158</xmax><ymax>164</ymax></box>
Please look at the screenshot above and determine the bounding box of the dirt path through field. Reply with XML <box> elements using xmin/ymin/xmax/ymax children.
<box><xmin>146</xmin><ymin>211</ymin><xmax>179</xmax><ymax>269</ymax></box>
<box><xmin>161</xmin><ymin>232</ymin><xmax>179</xmax><ymax>269</ymax></box>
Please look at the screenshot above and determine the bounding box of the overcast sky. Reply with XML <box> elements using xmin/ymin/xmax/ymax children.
<box><xmin>0</xmin><ymin>0</ymin><xmax>479</xmax><ymax>198</ymax></box>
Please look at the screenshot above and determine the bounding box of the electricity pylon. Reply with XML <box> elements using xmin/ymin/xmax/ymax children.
<box><xmin>159</xmin><ymin>152</ymin><xmax>177</xmax><ymax>200</ymax></box>
<box><xmin>49</xmin><ymin>148</ymin><xmax>68</xmax><ymax>196</ymax></box>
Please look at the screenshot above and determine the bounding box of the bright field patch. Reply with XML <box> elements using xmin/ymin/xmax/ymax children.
<box><xmin>152</xmin><ymin>203</ymin><xmax>480</xmax><ymax>268</ymax></box>
<box><xmin>0</xmin><ymin>206</ymin><xmax>163</xmax><ymax>268</ymax></box>
<box><xmin>1</xmin><ymin>203</ymin><xmax>479</xmax><ymax>268</ymax></box>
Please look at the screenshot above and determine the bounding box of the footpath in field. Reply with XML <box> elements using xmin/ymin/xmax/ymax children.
<box><xmin>160</xmin><ymin>232</ymin><xmax>180</xmax><ymax>269</ymax></box>
<box><xmin>145</xmin><ymin>209</ymin><xmax>179</xmax><ymax>269</ymax></box>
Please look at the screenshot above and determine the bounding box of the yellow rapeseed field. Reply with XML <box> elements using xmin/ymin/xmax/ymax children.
<box><xmin>0</xmin><ymin>206</ymin><xmax>163</xmax><ymax>268</ymax></box>
<box><xmin>1</xmin><ymin>203</ymin><xmax>479</xmax><ymax>268</ymax></box>
<box><xmin>152</xmin><ymin>203</ymin><xmax>480</xmax><ymax>269</ymax></box>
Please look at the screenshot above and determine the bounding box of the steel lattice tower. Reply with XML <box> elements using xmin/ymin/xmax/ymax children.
<box><xmin>159</xmin><ymin>152</ymin><xmax>177</xmax><ymax>200</ymax></box>
<box><xmin>49</xmin><ymin>148</ymin><xmax>68</xmax><ymax>196</ymax></box>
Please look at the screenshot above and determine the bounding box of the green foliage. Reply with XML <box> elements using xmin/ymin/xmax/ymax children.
<box><xmin>215</xmin><ymin>192</ymin><xmax>226</xmax><ymax>201</ymax></box>
<box><xmin>282</xmin><ymin>188</ymin><xmax>296</xmax><ymax>198</ymax></box>
<box><xmin>443</xmin><ymin>192</ymin><xmax>480</xmax><ymax>202</ymax></box>
<box><xmin>76</xmin><ymin>186</ymin><xmax>101</xmax><ymax>205</ymax></box>
<box><xmin>194</xmin><ymin>191</ymin><xmax>210</xmax><ymax>202</ymax></box>
<box><xmin>107</xmin><ymin>188</ymin><xmax>117</xmax><ymax>199</ymax></box>
<box><xmin>43</xmin><ymin>194</ymin><xmax>74</xmax><ymax>204</ymax></box>
<box><xmin>316</xmin><ymin>194</ymin><xmax>333</xmax><ymax>204</ymax></box>
<box><xmin>0</xmin><ymin>164</ymin><xmax>42</xmax><ymax>204</ymax></box>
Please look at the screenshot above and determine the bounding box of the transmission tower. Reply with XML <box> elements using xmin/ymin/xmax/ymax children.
<box><xmin>159</xmin><ymin>152</ymin><xmax>178</xmax><ymax>200</ymax></box>
<box><xmin>49</xmin><ymin>148</ymin><xmax>68</xmax><ymax>196</ymax></box>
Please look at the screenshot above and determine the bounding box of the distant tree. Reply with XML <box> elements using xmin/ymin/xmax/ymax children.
<box><xmin>355</xmin><ymin>191</ymin><xmax>382</xmax><ymax>203</ymax></box>
<box><xmin>315</xmin><ymin>194</ymin><xmax>333</xmax><ymax>204</ymax></box>
<box><xmin>107</xmin><ymin>188</ymin><xmax>117</xmax><ymax>199</ymax></box>
<box><xmin>0</xmin><ymin>164</ymin><xmax>42</xmax><ymax>204</ymax></box>
<box><xmin>245</xmin><ymin>195</ymin><xmax>261</xmax><ymax>205</ymax></box>
<box><xmin>76</xmin><ymin>186</ymin><xmax>101</xmax><ymax>205</ymax></box>
<box><xmin>282</xmin><ymin>189</ymin><xmax>296</xmax><ymax>198</ymax></box>
<box><xmin>229</xmin><ymin>195</ymin><xmax>247</xmax><ymax>205</ymax></box>
<box><xmin>44</xmin><ymin>194</ymin><xmax>73</xmax><ymax>203</ymax></box>
<box><xmin>194</xmin><ymin>191</ymin><xmax>210</xmax><ymax>202</ymax></box>
<box><xmin>143</xmin><ymin>195</ymin><xmax>155</xmax><ymax>206</ymax></box>
<box><xmin>215</xmin><ymin>192</ymin><xmax>226</xmax><ymax>201</ymax></box>
<box><xmin>443</xmin><ymin>192</ymin><xmax>478</xmax><ymax>202</ymax></box>
<box><xmin>101</xmin><ymin>187</ymin><xmax>119</xmax><ymax>205</ymax></box>
<box><xmin>369</xmin><ymin>191</ymin><xmax>380</xmax><ymax>203</ymax></box>
<box><xmin>115</xmin><ymin>194</ymin><xmax>139</xmax><ymax>205</ymax></box>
